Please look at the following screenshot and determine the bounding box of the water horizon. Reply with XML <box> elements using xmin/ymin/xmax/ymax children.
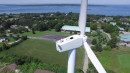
<box><xmin>0</xmin><ymin>4</ymin><xmax>130</xmax><ymax>16</ymax></box>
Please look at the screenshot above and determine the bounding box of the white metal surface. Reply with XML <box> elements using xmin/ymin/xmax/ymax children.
<box><xmin>83</xmin><ymin>42</ymin><xmax>107</xmax><ymax>73</ymax></box>
<box><xmin>67</xmin><ymin>49</ymin><xmax>76</xmax><ymax>73</ymax></box>
<box><xmin>56</xmin><ymin>35</ymin><xmax>83</xmax><ymax>52</ymax></box>
<box><xmin>78</xmin><ymin>0</ymin><xmax>88</xmax><ymax>35</ymax></box>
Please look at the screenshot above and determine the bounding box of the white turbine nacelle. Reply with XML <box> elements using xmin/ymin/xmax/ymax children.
<box><xmin>56</xmin><ymin>35</ymin><xmax>87</xmax><ymax>52</ymax></box>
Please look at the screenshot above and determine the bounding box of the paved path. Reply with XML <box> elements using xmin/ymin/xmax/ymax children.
<box><xmin>100</xmin><ymin>29</ymin><xmax>111</xmax><ymax>40</ymax></box>
<box><xmin>0</xmin><ymin>63</ymin><xmax>17</xmax><ymax>72</ymax></box>
<box><xmin>28</xmin><ymin>34</ymin><xmax>66</xmax><ymax>42</ymax></box>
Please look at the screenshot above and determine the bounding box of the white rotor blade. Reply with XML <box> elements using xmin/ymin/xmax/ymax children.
<box><xmin>78</xmin><ymin>0</ymin><xmax>88</xmax><ymax>35</ymax></box>
<box><xmin>83</xmin><ymin>42</ymin><xmax>106</xmax><ymax>73</ymax></box>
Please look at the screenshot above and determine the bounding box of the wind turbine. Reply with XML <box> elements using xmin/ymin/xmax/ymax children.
<box><xmin>56</xmin><ymin>0</ymin><xmax>107</xmax><ymax>73</ymax></box>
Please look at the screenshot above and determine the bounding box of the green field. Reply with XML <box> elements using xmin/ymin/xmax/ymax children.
<box><xmin>97</xmin><ymin>46</ymin><xmax>130</xmax><ymax>73</ymax></box>
<box><xmin>117</xmin><ymin>54</ymin><xmax>130</xmax><ymax>68</ymax></box>
<box><xmin>3</xmin><ymin>39</ymin><xmax>84</xmax><ymax>69</ymax></box>
<box><xmin>16</xmin><ymin>29</ymin><xmax>72</xmax><ymax>37</ymax></box>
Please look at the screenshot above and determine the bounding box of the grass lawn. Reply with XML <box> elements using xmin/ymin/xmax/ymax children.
<box><xmin>16</xmin><ymin>29</ymin><xmax>72</xmax><ymax>37</ymax></box>
<box><xmin>97</xmin><ymin>46</ymin><xmax>130</xmax><ymax>73</ymax></box>
<box><xmin>0</xmin><ymin>44</ymin><xmax>2</xmax><ymax>47</ymax></box>
<box><xmin>7</xmin><ymin>37</ymin><xmax>16</xmax><ymax>43</ymax></box>
<box><xmin>117</xmin><ymin>54</ymin><xmax>130</xmax><ymax>68</ymax></box>
<box><xmin>3</xmin><ymin>39</ymin><xmax>84</xmax><ymax>69</ymax></box>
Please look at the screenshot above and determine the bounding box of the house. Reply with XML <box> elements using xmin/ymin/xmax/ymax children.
<box><xmin>98</xmin><ymin>18</ymin><xmax>104</xmax><ymax>23</ymax></box>
<box><xmin>110</xmin><ymin>22</ymin><xmax>117</xmax><ymax>26</ymax></box>
<box><xmin>25</xmin><ymin>26</ymin><xmax>29</xmax><ymax>29</ymax></box>
<box><xmin>122</xmin><ymin>22</ymin><xmax>130</xmax><ymax>26</ymax></box>
<box><xmin>0</xmin><ymin>38</ymin><xmax>9</xmax><ymax>43</ymax></box>
<box><xmin>50</xmin><ymin>13</ymin><xmax>54</xmax><ymax>16</ymax></box>
<box><xmin>61</xmin><ymin>25</ymin><xmax>90</xmax><ymax>34</ymax></box>
<box><xmin>10</xmin><ymin>25</ymin><xmax>18</xmax><ymax>29</ymax></box>
<box><xmin>103</xmin><ymin>17</ymin><xmax>113</xmax><ymax>22</ymax></box>
<box><xmin>120</xmin><ymin>18</ymin><xmax>128</xmax><ymax>22</ymax></box>
<box><xmin>118</xmin><ymin>27</ymin><xmax>125</xmax><ymax>31</ymax></box>
<box><xmin>120</xmin><ymin>34</ymin><xmax>130</xmax><ymax>44</ymax></box>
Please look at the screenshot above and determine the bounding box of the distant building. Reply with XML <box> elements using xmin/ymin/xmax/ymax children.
<box><xmin>103</xmin><ymin>17</ymin><xmax>113</xmax><ymax>22</ymax></box>
<box><xmin>120</xmin><ymin>18</ymin><xmax>128</xmax><ymax>22</ymax></box>
<box><xmin>118</xmin><ymin>27</ymin><xmax>125</xmax><ymax>31</ymax></box>
<box><xmin>122</xmin><ymin>22</ymin><xmax>130</xmax><ymax>26</ymax></box>
<box><xmin>0</xmin><ymin>38</ymin><xmax>9</xmax><ymax>43</ymax></box>
<box><xmin>25</xmin><ymin>26</ymin><xmax>29</xmax><ymax>29</ymax></box>
<box><xmin>61</xmin><ymin>25</ymin><xmax>90</xmax><ymax>34</ymax></box>
<box><xmin>10</xmin><ymin>25</ymin><xmax>18</xmax><ymax>29</ymax></box>
<box><xmin>110</xmin><ymin>22</ymin><xmax>117</xmax><ymax>26</ymax></box>
<box><xmin>120</xmin><ymin>34</ymin><xmax>130</xmax><ymax>44</ymax></box>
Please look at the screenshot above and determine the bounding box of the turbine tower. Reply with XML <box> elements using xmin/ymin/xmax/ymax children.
<box><xmin>56</xmin><ymin>0</ymin><xmax>107</xmax><ymax>73</ymax></box>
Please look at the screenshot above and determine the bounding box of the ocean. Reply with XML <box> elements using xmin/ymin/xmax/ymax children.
<box><xmin>0</xmin><ymin>4</ymin><xmax>130</xmax><ymax>16</ymax></box>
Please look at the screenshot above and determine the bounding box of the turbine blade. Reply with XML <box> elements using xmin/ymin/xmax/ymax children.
<box><xmin>83</xmin><ymin>42</ymin><xmax>106</xmax><ymax>73</ymax></box>
<box><xmin>78</xmin><ymin>0</ymin><xmax>88</xmax><ymax>35</ymax></box>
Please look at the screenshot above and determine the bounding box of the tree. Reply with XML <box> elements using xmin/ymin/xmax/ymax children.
<box><xmin>101</xmin><ymin>23</ymin><xmax>106</xmax><ymax>29</ymax></box>
<box><xmin>104</xmin><ymin>46</ymin><xmax>112</xmax><ymax>51</ymax></box>
<box><xmin>95</xmin><ymin>44</ymin><xmax>102</xmax><ymax>52</ymax></box>
<box><xmin>0</xmin><ymin>47</ymin><xmax>2</xmax><ymax>51</ymax></box>
<box><xmin>90</xmin><ymin>23</ymin><xmax>97</xmax><ymax>30</ymax></box>
<box><xmin>91</xmin><ymin>39</ymin><xmax>97</xmax><ymax>45</ymax></box>
<box><xmin>2</xmin><ymin>43</ymin><xmax>8</xmax><ymax>50</ymax></box>
<box><xmin>125</xmin><ymin>27</ymin><xmax>129</xmax><ymax>32</ymax></box>
<box><xmin>55</xmin><ymin>23</ymin><xmax>63</xmax><ymax>32</ymax></box>
<box><xmin>107</xmin><ymin>37</ymin><xmax>118</xmax><ymax>48</ymax></box>
<box><xmin>87</xmin><ymin>63</ymin><xmax>98</xmax><ymax>73</ymax></box>
<box><xmin>32</xmin><ymin>28</ymin><xmax>35</xmax><ymax>34</ymax></box>
<box><xmin>0</xmin><ymin>28</ymin><xmax>6</xmax><ymax>37</ymax></box>
<box><xmin>21</xmin><ymin>35</ymin><xmax>27</xmax><ymax>40</ymax></box>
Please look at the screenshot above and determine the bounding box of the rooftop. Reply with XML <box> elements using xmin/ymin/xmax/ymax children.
<box><xmin>120</xmin><ymin>34</ymin><xmax>130</xmax><ymax>42</ymax></box>
<box><xmin>110</xmin><ymin>22</ymin><xmax>117</xmax><ymax>26</ymax></box>
<box><xmin>118</xmin><ymin>27</ymin><xmax>124</xmax><ymax>31</ymax></box>
<box><xmin>61</xmin><ymin>25</ymin><xmax>90</xmax><ymax>32</ymax></box>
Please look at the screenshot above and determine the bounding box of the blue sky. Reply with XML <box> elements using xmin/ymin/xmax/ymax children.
<box><xmin>0</xmin><ymin>0</ymin><xmax>130</xmax><ymax>5</ymax></box>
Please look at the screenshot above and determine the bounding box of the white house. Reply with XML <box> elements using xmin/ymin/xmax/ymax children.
<box><xmin>10</xmin><ymin>25</ymin><xmax>18</xmax><ymax>29</ymax></box>
<box><xmin>110</xmin><ymin>22</ymin><xmax>117</xmax><ymax>26</ymax></box>
<box><xmin>0</xmin><ymin>38</ymin><xmax>9</xmax><ymax>43</ymax></box>
<box><xmin>25</xmin><ymin>26</ymin><xmax>29</xmax><ymax>29</ymax></box>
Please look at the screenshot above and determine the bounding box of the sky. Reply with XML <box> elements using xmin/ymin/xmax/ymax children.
<box><xmin>0</xmin><ymin>0</ymin><xmax>130</xmax><ymax>5</ymax></box>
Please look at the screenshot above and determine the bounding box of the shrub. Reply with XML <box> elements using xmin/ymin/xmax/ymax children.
<box><xmin>104</xmin><ymin>46</ymin><xmax>112</xmax><ymax>51</ymax></box>
<box><xmin>91</xmin><ymin>39</ymin><xmax>97</xmax><ymax>45</ymax></box>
